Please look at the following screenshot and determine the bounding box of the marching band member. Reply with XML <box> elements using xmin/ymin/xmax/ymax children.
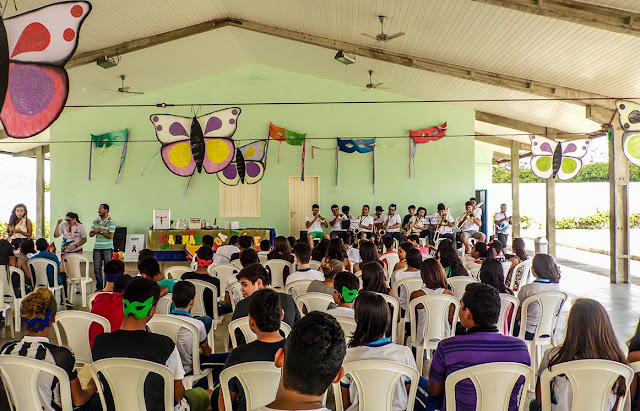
<box><xmin>470</xmin><ymin>197</ymin><xmax>482</xmax><ymax>218</ymax></box>
<box><xmin>358</xmin><ymin>205</ymin><xmax>375</xmax><ymax>240</ymax></box>
<box><xmin>329</xmin><ymin>204</ymin><xmax>347</xmax><ymax>240</ymax></box>
<box><xmin>458</xmin><ymin>201</ymin><xmax>486</xmax><ymax>254</ymax></box>
<box><xmin>494</xmin><ymin>203</ymin><xmax>512</xmax><ymax>248</ymax></box>
<box><xmin>402</xmin><ymin>205</ymin><xmax>416</xmax><ymax>231</ymax></box>
<box><xmin>432</xmin><ymin>203</ymin><xmax>455</xmax><ymax>244</ymax></box>
<box><xmin>382</xmin><ymin>204</ymin><xmax>405</xmax><ymax>244</ymax></box>
<box><xmin>373</xmin><ymin>206</ymin><xmax>384</xmax><ymax>230</ymax></box>
<box><xmin>407</xmin><ymin>207</ymin><xmax>433</xmax><ymax>245</ymax></box>
<box><xmin>305</xmin><ymin>204</ymin><xmax>328</xmax><ymax>240</ymax></box>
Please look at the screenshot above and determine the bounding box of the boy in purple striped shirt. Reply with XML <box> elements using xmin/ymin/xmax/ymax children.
<box><xmin>428</xmin><ymin>283</ymin><xmax>530</xmax><ymax>411</ymax></box>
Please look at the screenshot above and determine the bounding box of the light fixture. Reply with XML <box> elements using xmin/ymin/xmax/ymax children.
<box><xmin>334</xmin><ymin>50</ymin><xmax>356</xmax><ymax>65</ymax></box>
<box><xmin>96</xmin><ymin>56</ymin><xmax>119</xmax><ymax>69</ymax></box>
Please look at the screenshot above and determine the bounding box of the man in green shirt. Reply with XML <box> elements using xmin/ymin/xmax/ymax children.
<box><xmin>89</xmin><ymin>203</ymin><xmax>116</xmax><ymax>290</ymax></box>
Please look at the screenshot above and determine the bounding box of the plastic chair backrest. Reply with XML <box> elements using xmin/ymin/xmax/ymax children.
<box><xmin>87</xmin><ymin>291</ymin><xmax>113</xmax><ymax>311</ymax></box>
<box><xmin>207</xmin><ymin>263</ymin><xmax>238</xmax><ymax>293</ymax></box>
<box><xmin>0</xmin><ymin>266</ymin><xmax>15</xmax><ymax>300</ymax></box>
<box><xmin>258</xmin><ymin>254</ymin><xmax>268</xmax><ymax>263</ymax></box>
<box><xmin>230</xmin><ymin>259</ymin><xmax>243</xmax><ymax>269</ymax></box>
<box><xmin>447</xmin><ymin>276</ymin><xmax>479</xmax><ymax>300</ymax></box>
<box><xmin>540</xmin><ymin>359</ymin><xmax>634</xmax><ymax>411</ymax></box>
<box><xmin>421</xmin><ymin>253</ymin><xmax>432</xmax><ymax>261</ymax></box>
<box><xmin>295</xmin><ymin>292</ymin><xmax>335</xmax><ymax>314</ymax></box>
<box><xmin>163</xmin><ymin>265</ymin><xmax>192</xmax><ymax>280</ymax></box>
<box><xmin>376</xmin><ymin>292</ymin><xmax>400</xmax><ymax>343</ymax></box>
<box><xmin>508</xmin><ymin>259</ymin><xmax>532</xmax><ymax>291</ymax></box>
<box><xmin>52</xmin><ymin>311</ymin><xmax>111</xmax><ymax>366</ymax></box>
<box><xmin>390</xmin><ymin>267</ymin><xmax>407</xmax><ymax>287</ymax></box>
<box><xmin>409</xmin><ymin>294</ymin><xmax>459</xmax><ymax>347</ymax></box>
<box><xmin>220</xmin><ymin>361</ymin><xmax>281</xmax><ymax>410</ymax></box>
<box><xmin>62</xmin><ymin>253</ymin><xmax>89</xmax><ymax>282</ymax></box>
<box><xmin>517</xmin><ymin>291</ymin><xmax>567</xmax><ymax>343</ymax></box>
<box><xmin>89</xmin><ymin>357</ymin><xmax>174</xmax><ymax>410</ymax></box>
<box><xmin>229</xmin><ymin>281</ymin><xmax>242</xmax><ymax>311</ymax></box>
<box><xmin>501</xmin><ymin>261</ymin><xmax>512</xmax><ymax>278</ymax></box>
<box><xmin>0</xmin><ymin>355</ymin><xmax>73</xmax><ymax>411</ymax></box>
<box><xmin>309</xmin><ymin>260</ymin><xmax>322</xmax><ymax>270</ymax></box>
<box><xmin>498</xmin><ymin>293</ymin><xmax>519</xmax><ymax>336</ymax></box>
<box><xmin>228</xmin><ymin>317</ymin><xmax>291</xmax><ymax>349</ymax></box>
<box><xmin>147</xmin><ymin>314</ymin><xmax>205</xmax><ymax>378</ymax></box>
<box><xmin>334</xmin><ymin>315</ymin><xmax>357</xmax><ymax>344</ymax></box>
<box><xmin>445</xmin><ymin>362</ymin><xmax>533</xmax><ymax>411</ymax></box>
<box><xmin>156</xmin><ymin>294</ymin><xmax>173</xmax><ymax>314</ymax></box>
<box><xmin>185</xmin><ymin>279</ymin><xmax>218</xmax><ymax>318</ymax></box>
<box><xmin>285</xmin><ymin>279</ymin><xmax>313</xmax><ymax>298</ymax></box>
<box><xmin>28</xmin><ymin>258</ymin><xmax>58</xmax><ymax>288</ymax></box>
<box><xmin>625</xmin><ymin>361</ymin><xmax>640</xmax><ymax>411</ymax></box>
<box><xmin>262</xmin><ymin>260</ymin><xmax>293</xmax><ymax>289</ymax></box>
<box><xmin>380</xmin><ymin>254</ymin><xmax>400</xmax><ymax>280</ymax></box>
<box><xmin>393</xmin><ymin>277</ymin><xmax>424</xmax><ymax>307</ymax></box>
<box><xmin>333</xmin><ymin>359</ymin><xmax>420</xmax><ymax>411</ymax></box>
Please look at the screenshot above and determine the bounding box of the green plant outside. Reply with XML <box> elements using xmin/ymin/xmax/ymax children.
<box><xmin>0</xmin><ymin>220</ymin><xmax>50</xmax><ymax>240</ymax></box>
<box><xmin>493</xmin><ymin>163</ymin><xmax>640</xmax><ymax>183</ymax></box>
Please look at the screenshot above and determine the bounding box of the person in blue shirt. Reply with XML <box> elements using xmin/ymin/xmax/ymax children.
<box><xmin>31</xmin><ymin>238</ymin><xmax>71</xmax><ymax>308</ymax></box>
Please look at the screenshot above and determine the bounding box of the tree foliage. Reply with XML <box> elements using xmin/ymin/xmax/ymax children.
<box><xmin>493</xmin><ymin>163</ymin><xmax>640</xmax><ymax>183</ymax></box>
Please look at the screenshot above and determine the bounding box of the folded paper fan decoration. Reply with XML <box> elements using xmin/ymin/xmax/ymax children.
<box><xmin>529</xmin><ymin>135</ymin><xmax>591</xmax><ymax>180</ymax></box>
<box><xmin>89</xmin><ymin>128</ymin><xmax>129</xmax><ymax>183</ymax></box>
<box><xmin>336</xmin><ymin>138</ymin><xmax>376</xmax><ymax>193</ymax></box>
<box><xmin>1</xmin><ymin>2</ymin><xmax>91</xmax><ymax>138</ymax></box>
<box><xmin>616</xmin><ymin>100</ymin><xmax>640</xmax><ymax>167</ymax></box>
<box><xmin>409</xmin><ymin>122</ymin><xmax>447</xmax><ymax>177</ymax></box>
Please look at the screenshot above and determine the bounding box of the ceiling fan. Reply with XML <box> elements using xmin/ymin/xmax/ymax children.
<box><xmin>114</xmin><ymin>75</ymin><xmax>144</xmax><ymax>94</ymax></box>
<box><xmin>362</xmin><ymin>70</ymin><xmax>387</xmax><ymax>91</ymax></box>
<box><xmin>361</xmin><ymin>15</ymin><xmax>405</xmax><ymax>42</ymax></box>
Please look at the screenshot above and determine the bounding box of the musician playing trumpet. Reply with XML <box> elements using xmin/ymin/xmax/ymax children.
<box><xmin>458</xmin><ymin>200</ymin><xmax>486</xmax><ymax>254</ymax></box>
<box><xmin>358</xmin><ymin>205</ymin><xmax>375</xmax><ymax>240</ymax></box>
<box><xmin>382</xmin><ymin>204</ymin><xmax>405</xmax><ymax>244</ymax></box>
<box><xmin>329</xmin><ymin>204</ymin><xmax>348</xmax><ymax>240</ymax></box>
<box><xmin>407</xmin><ymin>207</ymin><xmax>433</xmax><ymax>245</ymax></box>
<box><xmin>306</xmin><ymin>204</ymin><xmax>328</xmax><ymax>240</ymax></box>
<box><xmin>432</xmin><ymin>203</ymin><xmax>456</xmax><ymax>244</ymax></box>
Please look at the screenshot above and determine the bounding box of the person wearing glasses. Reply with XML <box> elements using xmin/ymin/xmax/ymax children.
<box><xmin>54</xmin><ymin>212</ymin><xmax>88</xmax><ymax>256</ymax></box>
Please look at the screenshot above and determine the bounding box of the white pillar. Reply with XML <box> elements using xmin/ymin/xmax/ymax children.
<box><xmin>545</xmin><ymin>177</ymin><xmax>556</xmax><ymax>259</ymax></box>
<box><xmin>609</xmin><ymin>124</ymin><xmax>630</xmax><ymax>284</ymax></box>
<box><xmin>511</xmin><ymin>141</ymin><xmax>521</xmax><ymax>239</ymax></box>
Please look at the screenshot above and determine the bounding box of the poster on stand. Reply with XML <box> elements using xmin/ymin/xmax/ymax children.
<box><xmin>124</xmin><ymin>234</ymin><xmax>146</xmax><ymax>262</ymax></box>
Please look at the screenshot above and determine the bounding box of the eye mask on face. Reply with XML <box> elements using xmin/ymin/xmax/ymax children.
<box><xmin>341</xmin><ymin>286</ymin><xmax>358</xmax><ymax>303</ymax></box>
<box><xmin>196</xmin><ymin>256</ymin><xmax>213</xmax><ymax>268</ymax></box>
<box><xmin>123</xmin><ymin>296</ymin><xmax>155</xmax><ymax>319</ymax></box>
<box><xmin>21</xmin><ymin>310</ymin><xmax>53</xmax><ymax>331</ymax></box>
<box><xmin>104</xmin><ymin>271</ymin><xmax>122</xmax><ymax>283</ymax></box>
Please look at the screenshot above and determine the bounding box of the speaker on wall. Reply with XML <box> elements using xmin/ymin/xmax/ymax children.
<box><xmin>113</xmin><ymin>227</ymin><xmax>127</xmax><ymax>252</ymax></box>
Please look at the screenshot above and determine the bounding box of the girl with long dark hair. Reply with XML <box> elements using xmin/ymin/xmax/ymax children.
<box><xmin>353</xmin><ymin>241</ymin><xmax>380</xmax><ymax>273</ymax></box>
<box><xmin>504</xmin><ymin>238</ymin><xmax>529</xmax><ymax>290</ymax></box>
<box><xmin>7</xmin><ymin>203</ymin><xmax>32</xmax><ymax>241</ymax></box>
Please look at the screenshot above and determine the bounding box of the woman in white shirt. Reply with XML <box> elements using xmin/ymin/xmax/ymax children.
<box><xmin>530</xmin><ymin>298</ymin><xmax>627</xmax><ymax>411</ymax></box>
<box><xmin>53</xmin><ymin>212</ymin><xmax>88</xmax><ymax>255</ymax></box>
<box><xmin>341</xmin><ymin>291</ymin><xmax>417</xmax><ymax>411</ymax></box>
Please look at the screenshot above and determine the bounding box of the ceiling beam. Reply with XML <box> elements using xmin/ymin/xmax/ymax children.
<box><xmin>475</xmin><ymin>133</ymin><xmax>529</xmax><ymax>151</ymax></box>
<box><xmin>470</xmin><ymin>0</ymin><xmax>640</xmax><ymax>38</ymax></box>
<box><xmin>475</xmin><ymin>110</ymin><xmax>587</xmax><ymax>139</ymax></box>
<box><xmin>67</xmin><ymin>17</ymin><xmax>616</xmax><ymax>114</ymax></box>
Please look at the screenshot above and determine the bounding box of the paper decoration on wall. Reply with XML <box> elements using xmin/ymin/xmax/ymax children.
<box><xmin>218</xmin><ymin>140</ymin><xmax>268</xmax><ymax>185</ymax></box>
<box><xmin>529</xmin><ymin>135</ymin><xmax>591</xmax><ymax>180</ymax></box>
<box><xmin>336</xmin><ymin>138</ymin><xmax>376</xmax><ymax>193</ymax></box>
<box><xmin>88</xmin><ymin>129</ymin><xmax>129</xmax><ymax>183</ymax></box>
<box><xmin>616</xmin><ymin>100</ymin><xmax>640</xmax><ymax>167</ymax></box>
<box><xmin>408</xmin><ymin>122</ymin><xmax>447</xmax><ymax>177</ymax></box>
<box><xmin>0</xmin><ymin>2</ymin><xmax>91</xmax><ymax>138</ymax></box>
<box><xmin>268</xmin><ymin>122</ymin><xmax>306</xmax><ymax>145</ymax></box>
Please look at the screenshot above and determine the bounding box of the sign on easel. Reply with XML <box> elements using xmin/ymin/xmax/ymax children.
<box><xmin>153</xmin><ymin>209</ymin><xmax>171</xmax><ymax>229</ymax></box>
<box><xmin>124</xmin><ymin>234</ymin><xmax>145</xmax><ymax>262</ymax></box>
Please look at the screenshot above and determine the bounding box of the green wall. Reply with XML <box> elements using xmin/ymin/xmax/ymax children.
<box><xmin>51</xmin><ymin>65</ymin><xmax>475</xmax><ymax>249</ymax></box>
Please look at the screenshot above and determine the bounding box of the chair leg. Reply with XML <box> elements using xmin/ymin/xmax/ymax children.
<box><xmin>416</xmin><ymin>346</ymin><xmax>425</xmax><ymax>376</ymax></box>
<box><xmin>14</xmin><ymin>302</ymin><xmax>20</xmax><ymax>332</ymax></box>
<box><xmin>82</xmin><ymin>283</ymin><xmax>88</xmax><ymax>308</ymax></box>
<box><xmin>6</xmin><ymin>308</ymin><xmax>13</xmax><ymax>338</ymax></box>
<box><xmin>207</xmin><ymin>373</ymin><xmax>214</xmax><ymax>390</ymax></box>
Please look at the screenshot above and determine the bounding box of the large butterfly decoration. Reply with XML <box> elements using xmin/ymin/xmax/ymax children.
<box><xmin>218</xmin><ymin>140</ymin><xmax>268</xmax><ymax>186</ymax></box>
<box><xmin>616</xmin><ymin>100</ymin><xmax>640</xmax><ymax>167</ymax></box>
<box><xmin>529</xmin><ymin>135</ymin><xmax>591</xmax><ymax>180</ymax></box>
<box><xmin>0</xmin><ymin>1</ymin><xmax>91</xmax><ymax>138</ymax></box>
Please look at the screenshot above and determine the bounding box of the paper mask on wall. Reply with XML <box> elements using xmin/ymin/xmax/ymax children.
<box><xmin>218</xmin><ymin>140</ymin><xmax>268</xmax><ymax>185</ymax></box>
<box><xmin>0</xmin><ymin>1</ymin><xmax>91</xmax><ymax>138</ymax></box>
<box><xmin>529</xmin><ymin>135</ymin><xmax>591</xmax><ymax>180</ymax></box>
<box><xmin>269</xmin><ymin>122</ymin><xmax>305</xmax><ymax>145</ymax></box>
<box><xmin>89</xmin><ymin>128</ymin><xmax>129</xmax><ymax>184</ymax></box>
<box><xmin>410</xmin><ymin>122</ymin><xmax>447</xmax><ymax>143</ymax></box>
<box><xmin>336</xmin><ymin>138</ymin><xmax>376</xmax><ymax>193</ymax></box>
<box><xmin>616</xmin><ymin>100</ymin><xmax>640</xmax><ymax>167</ymax></box>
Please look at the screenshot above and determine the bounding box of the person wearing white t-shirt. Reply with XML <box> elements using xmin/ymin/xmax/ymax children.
<box><xmin>325</xmin><ymin>272</ymin><xmax>359</xmax><ymax>318</ymax></box>
<box><xmin>470</xmin><ymin>197</ymin><xmax>482</xmax><ymax>218</ymax></box>
<box><xmin>392</xmin><ymin>248</ymin><xmax>423</xmax><ymax>310</ymax></box>
<box><xmin>357</xmin><ymin>205</ymin><xmax>375</xmax><ymax>240</ymax></box>
<box><xmin>329</xmin><ymin>204</ymin><xmax>348</xmax><ymax>240</ymax></box>
<box><xmin>382</xmin><ymin>204</ymin><xmax>405</xmax><ymax>244</ymax></box>
<box><xmin>215</xmin><ymin>236</ymin><xmax>240</xmax><ymax>263</ymax></box>
<box><xmin>432</xmin><ymin>203</ymin><xmax>455</xmax><ymax>244</ymax></box>
<box><xmin>257</xmin><ymin>312</ymin><xmax>346</xmax><ymax>411</ymax></box>
<box><xmin>305</xmin><ymin>204</ymin><xmax>328</xmax><ymax>240</ymax></box>
<box><xmin>458</xmin><ymin>200</ymin><xmax>486</xmax><ymax>254</ymax></box>
<box><xmin>494</xmin><ymin>203</ymin><xmax>512</xmax><ymax>250</ymax></box>
<box><xmin>285</xmin><ymin>243</ymin><xmax>325</xmax><ymax>298</ymax></box>
<box><xmin>407</xmin><ymin>207</ymin><xmax>434</xmax><ymax>245</ymax></box>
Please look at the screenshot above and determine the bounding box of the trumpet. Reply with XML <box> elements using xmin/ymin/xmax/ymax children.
<box><xmin>377</xmin><ymin>228</ymin><xmax>386</xmax><ymax>243</ymax></box>
<box><xmin>339</xmin><ymin>213</ymin><xmax>345</xmax><ymax>219</ymax></box>
<box><xmin>319</xmin><ymin>215</ymin><xmax>326</xmax><ymax>223</ymax></box>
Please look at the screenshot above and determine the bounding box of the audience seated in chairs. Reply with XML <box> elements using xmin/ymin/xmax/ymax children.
<box><xmin>182</xmin><ymin>246</ymin><xmax>233</xmax><ymax>317</ymax></box>
<box><xmin>89</xmin><ymin>259</ymin><xmax>132</xmax><ymax>347</ymax></box>
<box><xmin>326</xmin><ymin>272</ymin><xmax>359</xmax><ymax>318</ymax></box>
<box><xmin>31</xmin><ymin>238</ymin><xmax>71</xmax><ymax>307</ymax></box>
<box><xmin>479</xmin><ymin>259</ymin><xmax>514</xmax><ymax>296</ymax></box>
<box><xmin>392</xmin><ymin>242</ymin><xmax>414</xmax><ymax>273</ymax></box>
<box><xmin>0</xmin><ymin>238</ymin><xmax>32</xmax><ymax>297</ymax></box>
<box><xmin>214</xmin><ymin>235</ymin><xmax>239</xmax><ymax>264</ymax></box>
<box><xmin>353</xmin><ymin>241</ymin><xmax>381</xmax><ymax>274</ymax></box>
<box><xmin>436</xmin><ymin>239</ymin><xmax>470</xmax><ymax>278</ymax></box>
<box><xmin>393</xmin><ymin>249</ymin><xmax>422</xmax><ymax>310</ymax></box>
<box><xmin>92</xmin><ymin>277</ymin><xmax>211</xmax><ymax>411</ymax></box>
<box><xmin>230</xmin><ymin>236</ymin><xmax>253</xmax><ymax>262</ymax></box>
<box><xmin>310</xmin><ymin>239</ymin><xmax>329</xmax><ymax>262</ymax></box>
<box><xmin>139</xmin><ymin>257</ymin><xmax>177</xmax><ymax>297</ymax></box>
<box><xmin>136</xmin><ymin>248</ymin><xmax>155</xmax><ymax>274</ymax></box>
<box><xmin>256</xmin><ymin>311</ymin><xmax>346</xmax><ymax>411</ymax></box>
<box><xmin>217</xmin><ymin>288</ymin><xmax>287</xmax><ymax>411</ymax></box>
<box><xmin>285</xmin><ymin>243</ymin><xmax>324</xmax><ymax>289</ymax></box>
<box><xmin>1</xmin><ymin>288</ymin><xmax>100</xmax><ymax>410</ymax></box>
<box><xmin>258</xmin><ymin>240</ymin><xmax>271</xmax><ymax>256</ymax></box>
<box><xmin>360</xmin><ymin>261</ymin><xmax>399</xmax><ymax>301</ymax></box>
<box><xmin>324</xmin><ymin>238</ymin><xmax>352</xmax><ymax>273</ymax></box>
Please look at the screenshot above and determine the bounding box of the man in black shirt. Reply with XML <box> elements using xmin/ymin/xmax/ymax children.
<box><xmin>218</xmin><ymin>288</ymin><xmax>286</xmax><ymax>411</ymax></box>
<box><xmin>229</xmin><ymin>235</ymin><xmax>253</xmax><ymax>262</ymax></box>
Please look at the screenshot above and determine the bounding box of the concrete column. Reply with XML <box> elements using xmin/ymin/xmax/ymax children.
<box><xmin>510</xmin><ymin>140</ymin><xmax>521</xmax><ymax>239</ymax></box>
<box><xmin>35</xmin><ymin>146</ymin><xmax>45</xmax><ymax>239</ymax></box>
<box><xmin>609</xmin><ymin>124</ymin><xmax>630</xmax><ymax>284</ymax></box>
<box><xmin>545</xmin><ymin>177</ymin><xmax>556</xmax><ymax>259</ymax></box>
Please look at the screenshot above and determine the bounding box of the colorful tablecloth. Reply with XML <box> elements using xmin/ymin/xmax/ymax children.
<box><xmin>147</xmin><ymin>228</ymin><xmax>275</xmax><ymax>252</ymax></box>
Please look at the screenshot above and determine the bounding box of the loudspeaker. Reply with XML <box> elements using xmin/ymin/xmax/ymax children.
<box><xmin>113</xmin><ymin>227</ymin><xmax>127</xmax><ymax>252</ymax></box>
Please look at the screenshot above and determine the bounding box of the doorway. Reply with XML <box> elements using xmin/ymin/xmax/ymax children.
<box><xmin>289</xmin><ymin>176</ymin><xmax>319</xmax><ymax>237</ymax></box>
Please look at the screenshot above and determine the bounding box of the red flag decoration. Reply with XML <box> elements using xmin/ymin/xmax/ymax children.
<box><xmin>409</xmin><ymin>122</ymin><xmax>447</xmax><ymax>143</ymax></box>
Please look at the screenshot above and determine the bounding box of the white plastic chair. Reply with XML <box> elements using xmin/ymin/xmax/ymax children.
<box><xmin>208</xmin><ymin>263</ymin><xmax>239</xmax><ymax>301</ymax></box>
<box><xmin>389</xmin><ymin>267</ymin><xmax>407</xmax><ymax>288</ymax></box>
<box><xmin>258</xmin><ymin>254</ymin><xmax>268</xmax><ymax>264</ymax></box>
<box><xmin>408</xmin><ymin>294</ymin><xmax>460</xmax><ymax>373</ymax></box>
<box><xmin>498</xmin><ymin>293</ymin><xmax>519</xmax><ymax>336</ymax></box>
<box><xmin>0</xmin><ymin>266</ymin><xmax>17</xmax><ymax>336</ymax></box>
<box><xmin>380</xmin><ymin>254</ymin><xmax>400</xmax><ymax>281</ymax></box>
<box><xmin>393</xmin><ymin>277</ymin><xmax>424</xmax><ymax>342</ymax></box>
<box><xmin>62</xmin><ymin>254</ymin><xmax>93</xmax><ymax>307</ymax></box>
<box><xmin>28</xmin><ymin>258</ymin><xmax>66</xmax><ymax>310</ymax></box>
<box><xmin>421</xmin><ymin>253</ymin><xmax>432</xmax><ymax>261</ymax></box>
<box><xmin>0</xmin><ymin>355</ymin><xmax>73</xmax><ymax>411</ymax></box>
<box><xmin>334</xmin><ymin>315</ymin><xmax>357</xmax><ymax>344</ymax></box>
<box><xmin>309</xmin><ymin>260</ymin><xmax>322</xmax><ymax>270</ymax></box>
<box><xmin>52</xmin><ymin>311</ymin><xmax>111</xmax><ymax>366</ymax></box>
<box><xmin>501</xmin><ymin>260</ymin><xmax>513</xmax><ymax>278</ymax></box>
<box><xmin>230</xmin><ymin>259</ymin><xmax>243</xmax><ymax>270</ymax></box>
<box><xmin>87</xmin><ymin>291</ymin><xmax>113</xmax><ymax>311</ymax></box>
<box><xmin>333</xmin><ymin>359</ymin><xmax>420</xmax><ymax>411</ymax></box>
<box><xmin>227</xmin><ymin>317</ymin><xmax>291</xmax><ymax>349</ymax></box>
<box><xmin>219</xmin><ymin>361</ymin><xmax>281</xmax><ymax>411</ymax></box>
<box><xmin>147</xmin><ymin>314</ymin><xmax>214</xmax><ymax>389</ymax></box>
<box><xmin>229</xmin><ymin>281</ymin><xmax>243</xmax><ymax>311</ymax></box>
<box><xmin>376</xmin><ymin>292</ymin><xmax>400</xmax><ymax>343</ymax></box>
<box><xmin>156</xmin><ymin>294</ymin><xmax>172</xmax><ymax>314</ymax></box>
<box><xmin>163</xmin><ymin>265</ymin><xmax>192</xmax><ymax>280</ymax></box>
<box><xmin>185</xmin><ymin>279</ymin><xmax>221</xmax><ymax>330</ymax></box>
<box><xmin>540</xmin><ymin>359</ymin><xmax>634</xmax><ymax>411</ymax></box>
<box><xmin>507</xmin><ymin>259</ymin><xmax>533</xmax><ymax>291</ymax></box>
<box><xmin>518</xmin><ymin>291</ymin><xmax>567</xmax><ymax>389</ymax></box>
<box><xmin>295</xmin><ymin>292</ymin><xmax>335</xmax><ymax>314</ymax></box>
<box><xmin>445</xmin><ymin>362</ymin><xmax>533</xmax><ymax>411</ymax></box>
<box><xmin>285</xmin><ymin>279</ymin><xmax>313</xmax><ymax>299</ymax></box>
<box><xmin>447</xmin><ymin>276</ymin><xmax>479</xmax><ymax>300</ymax></box>
<box><xmin>89</xmin><ymin>358</ymin><xmax>174</xmax><ymax>410</ymax></box>
<box><xmin>262</xmin><ymin>260</ymin><xmax>294</xmax><ymax>289</ymax></box>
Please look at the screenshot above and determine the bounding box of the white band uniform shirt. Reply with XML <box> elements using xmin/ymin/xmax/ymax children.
<box><xmin>385</xmin><ymin>214</ymin><xmax>402</xmax><ymax>233</ymax></box>
<box><xmin>359</xmin><ymin>215</ymin><xmax>374</xmax><ymax>233</ymax></box>
<box><xmin>306</xmin><ymin>214</ymin><xmax>324</xmax><ymax>232</ymax></box>
<box><xmin>434</xmin><ymin>214</ymin><xmax>455</xmax><ymax>234</ymax></box>
<box><xmin>459</xmin><ymin>209</ymin><xmax>481</xmax><ymax>232</ymax></box>
<box><xmin>331</xmin><ymin>215</ymin><xmax>345</xmax><ymax>232</ymax></box>
<box><xmin>408</xmin><ymin>215</ymin><xmax>430</xmax><ymax>234</ymax></box>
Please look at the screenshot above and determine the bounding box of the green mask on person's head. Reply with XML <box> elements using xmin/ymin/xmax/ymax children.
<box><xmin>342</xmin><ymin>287</ymin><xmax>358</xmax><ymax>303</ymax></box>
<box><xmin>123</xmin><ymin>296</ymin><xmax>155</xmax><ymax>319</ymax></box>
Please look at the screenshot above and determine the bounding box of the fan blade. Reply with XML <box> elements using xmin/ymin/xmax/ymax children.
<box><xmin>385</xmin><ymin>32</ymin><xmax>405</xmax><ymax>41</ymax></box>
<box><xmin>360</xmin><ymin>33</ymin><xmax>378</xmax><ymax>40</ymax></box>
<box><xmin>373</xmin><ymin>82</ymin><xmax>384</xmax><ymax>88</ymax></box>
<box><xmin>361</xmin><ymin>88</ymin><xmax>372</xmax><ymax>92</ymax></box>
<box><xmin>126</xmin><ymin>91</ymin><xmax>144</xmax><ymax>95</ymax></box>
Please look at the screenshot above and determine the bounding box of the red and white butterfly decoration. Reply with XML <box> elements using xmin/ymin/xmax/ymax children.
<box><xmin>0</xmin><ymin>1</ymin><xmax>91</xmax><ymax>138</ymax></box>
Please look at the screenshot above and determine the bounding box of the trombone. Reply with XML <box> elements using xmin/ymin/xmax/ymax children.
<box><xmin>433</xmin><ymin>208</ymin><xmax>451</xmax><ymax>244</ymax></box>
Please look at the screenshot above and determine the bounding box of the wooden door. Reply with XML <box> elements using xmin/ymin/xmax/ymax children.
<box><xmin>288</xmin><ymin>176</ymin><xmax>319</xmax><ymax>237</ymax></box>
